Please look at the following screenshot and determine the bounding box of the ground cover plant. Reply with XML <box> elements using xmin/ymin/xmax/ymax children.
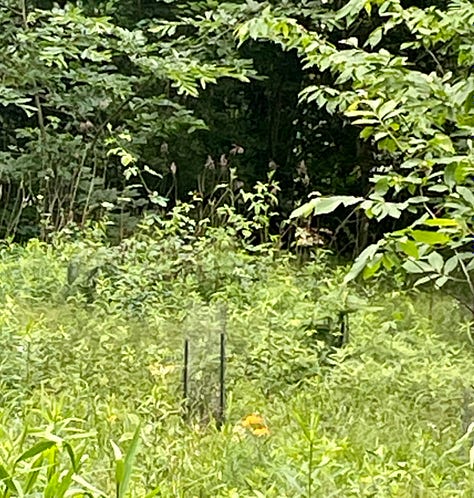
<box><xmin>0</xmin><ymin>214</ymin><xmax>473</xmax><ymax>497</ymax></box>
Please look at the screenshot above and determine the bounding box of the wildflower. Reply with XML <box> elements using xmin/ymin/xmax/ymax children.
<box><xmin>242</xmin><ymin>414</ymin><xmax>264</xmax><ymax>428</ymax></box>
<box><xmin>252</xmin><ymin>426</ymin><xmax>270</xmax><ymax>437</ymax></box>
<box><xmin>240</xmin><ymin>413</ymin><xmax>270</xmax><ymax>437</ymax></box>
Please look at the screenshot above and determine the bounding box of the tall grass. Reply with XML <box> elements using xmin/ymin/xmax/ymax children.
<box><xmin>0</xmin><ymin>221</ymin><xmax>472</xmax><ymax>496</ymax></box>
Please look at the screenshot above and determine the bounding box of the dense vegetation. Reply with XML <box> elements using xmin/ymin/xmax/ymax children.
<box><xmin>1</xmin><ymin>0</ymin><xmax>473</xmax><ymax>495</ymax></box>
<box><xmin>2</xmin><ymin>0</ymin><xmax>473</xmax><ymax>299</ymax></box>
<box><xmin>0</xmin><ymin>217</ymin><xmax>473</xmax><ymax>496</ymax></box>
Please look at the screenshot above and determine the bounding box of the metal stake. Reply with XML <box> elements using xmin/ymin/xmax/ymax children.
<box><xmin>217</xmin><ymin>305</ymin><xmax>227</xmax><ymax>429</ymax></box>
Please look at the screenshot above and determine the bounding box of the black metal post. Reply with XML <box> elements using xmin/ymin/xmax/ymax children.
<box><xmin>217</xmin><ymin>305</ymin><xmax>227</xmax><ymax>429</ymax></box>
<box><xmin>339</xmin><ymin>311</ymin><xmax>349</xmax><ymax>346</ymax></box>
<box><xmin>183</xmin><ymin>337</ymin><xmax>189</xmax><ymax>418</ymax></box>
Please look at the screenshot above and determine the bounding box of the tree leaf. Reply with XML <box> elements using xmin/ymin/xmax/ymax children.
<box><xmin>290</xmin><ymin>196</ymin><xmax>362</xmax><ymax>219</ymax></box>
<box><xmin>344</xmin><ymin>242</ymin><xmax>382</xmax><ymax>283</ymax></box>
<box><xmin>435</xmin><ymin>275</ymin><xmax>448</xmax><ymax>289</ymax></box>
<box><xmin>457</xmin><ymin>186</ymin><xmax>474</xmax><ymax>207</ymax></box>
<box><xmin>398</xmin><ymin>239</ymin><xmax>419</xmax><ymax>259</ymax></box>
<box><xmin>362</xmin><ymin>254</ymin><xmax>383</xmax><ymax>279</ymax></box>
<box><xmin>423</xmin><ymin>218</ymin><xmax>459</xmax><ymax>227</ymax></box>
<box><xmin>427</xmin><ymin>251</ymin><xmax>443</xmax><ymax>273</ymax></box>
<box><xmin>410</xmin><ymin>230</ymin><xmax>451</xmax><ymax>245</ymax></box>
<box><xmin>413</xmin><ymin>275</ymin><xmax>436</xmax><ymax>287</ymax></box>
<box><xmin>444</xmin><ymin>255</ymin><xmax>458</xmax><ymax>274</ymax></box>
<box><xmin>402</xmin><ymin>259</ymin><xmax>431</xmax><ymax>273</ymax></box>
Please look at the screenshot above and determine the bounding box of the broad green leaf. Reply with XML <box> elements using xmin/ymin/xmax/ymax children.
<box><xmin>402</xmin><ymin>259</ymin><xmax>433</xmax><ymax>273</ymax></box>
<box><xmin>309</xmin><ymin>197</ymin><xmax>345</xmax><ymax>215</ymax></box>
<box><xmin>427</xmin><ymin>251</ymin><xmax>443</xmax><ymax>273</ymax></box>
<box><xmin>290</xmin><ymin>201</ymin><xmax>317</xmax><ymax>219</ymax></box>
<box><xmin>374</xmin><ymin>177</ymin><xmax>389</xmax><ymax>196</ymax></box>
<box><xmin>399</xmin><ymin>239</ymin><xmax>419</xmax><ymax>259</ymax></box>
<box><xmin>341</xmin><ymin>196</ymin><xmax>363</xmax><ymax>207</ymax></box>
<box><xmin>444</xmin><ymin>255</ymin><xmax>458</xmax><ymax>274</ymax></box>
<box><xmin>444</xmin><ymin>163</ymin><xmax>457</xmax><ymax>188</ymax></box>
<box><xmin>410</xmin><ymin>230</ymin><xmax>451</xmax><ymax>245</ymax></box>
<box><xmin>378</xmin><ymin>100</ymin><xmax>398</xmax><ymax>120</ymax></box>
<box><xmin>344</xmin><ymin>242</ymin><xmax>382</xmax><ymax>283</ymax></box>
<box><xmin>362</xmin><ymin>254</ymin><xmax>383</xmax><ymax>279</ymax></box>
<box><xmin>365</xmin><ymin>26</ymin><xmax>383</xmax><ymax>48</ymax></box>
<box><xmin>429</xmin><ymin>134</ymin><xmax>454</xmax><ymax>153</ymax></box>
<box><xmin>423</xmin><ymin>218</ymin><xmax>459</xmax><ymax>227</ymax></box>
<box><xmin>457</xmin><ymin>186</ymin><xmax>474</xmax><ymax>207</ymax></box>
<box><xmin>435</xmin><ymin>275</ymin><xmax>448</xmax><ymax>288</ymax></box>
<box><xmin>290</xmin><ymin>196</ymin><xmax>361</xmax><ymax>219</ymax></box>
<box><xmin>413</xmin><ymin>275</ymin><xmax>435</xmax><ymax>286</ymax></box>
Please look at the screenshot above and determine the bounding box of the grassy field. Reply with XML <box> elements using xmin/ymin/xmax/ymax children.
<box><xmin>0</xmin><ymin>221</ymin><xmax>473</xmax><ymax>497</ymax></box>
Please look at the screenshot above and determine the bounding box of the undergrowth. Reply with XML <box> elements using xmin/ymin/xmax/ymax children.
<box><xmin>0</xmin><ymin>214</ymin><xmax>472</xmax><ymax>497</ymax></box>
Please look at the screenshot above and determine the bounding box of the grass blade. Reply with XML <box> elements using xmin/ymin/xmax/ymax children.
<box><xmin>117</xmin><ymin>425</ymin><xmax>141</xmax><ymax>498</ymax></box>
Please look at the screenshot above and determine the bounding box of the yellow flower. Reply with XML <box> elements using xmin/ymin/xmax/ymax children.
<box><xmin>239</xmin><ymin>413</ymin><xmax>270</xmax><ymax>437</ymax></box>
<box><xmin>252</xmin><ymin>426</ymin><xmax>270</xmax><ymax>437</ymax></box>
<box><xmin>242</xmin><ymin>413</ymin><xmax>264</xmax><ymax>427</ymax></box>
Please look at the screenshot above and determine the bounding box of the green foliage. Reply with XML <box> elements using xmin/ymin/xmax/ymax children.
<box><xmin>0</xmin><ymin>1</ymin><xmax>255</xmax><ymax>239</ymax></box>
<box><xmin>234</xmin><ymin>0</ymin><xmax>473</xmax><ymax>307</ymax></box>
<box><xmin>0</xmin><ymin>220</ymin><xmax>472</xmax><ymax>495</ymax></box>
